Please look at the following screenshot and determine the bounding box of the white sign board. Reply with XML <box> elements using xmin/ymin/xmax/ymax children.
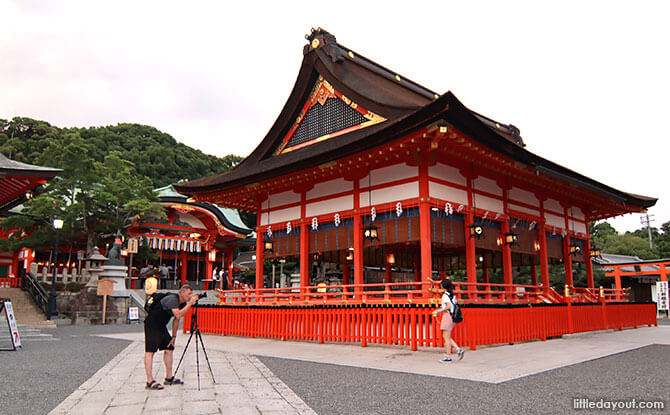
<box><xmin>3</xmin><ymin>301</ymin><xmax>21</xmax><ymax>349</ymax></box>
<box><xmin>656</xmin><ymin>281</ymin><xmax>669</xmax><ymax>311</ymax></box>
<box><xmin>128</xmin><ymin>307</ymin><xmax>139</xmax><ymax>321</ymax></box>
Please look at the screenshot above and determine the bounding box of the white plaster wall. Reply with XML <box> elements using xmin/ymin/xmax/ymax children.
<box><xmin>177</xmin><ymin>212</ymin><xmax>206</xmax><ymax>229</ymax></box>
<box><xmin>570</xmin><ymin>220</ymin><xmax>587</xmax><ymax>234</ymax></box>
<box><xmin>545</xmin><ymin>213</ymin><xmax>565</xmax><ymax>229</ymax></box>
<box><xmin>509</xmin><ymin>187</ymin><xmax>540</xmax><ymax>208</ymax></box>
<box><xmin>544</xmin><ymin>198</ymin><xmax>563</xmax><ymax>215</ymax></box>
<box><xmin>261</xmin><ymin>206</ymin><xmax>301</xmax><ymax>226</ymax></box>
<box><xmin>569</xmin><ymin>207</ymin><xmax>585</xmax><ymax>221</ymax></box>
<box><xmin>508</xmin><ymin>203</ymin><xmax>541</xmax><ymax>217</ymax></box>
<box><xmin>429</xmin><ymin>163</ymin><xmax>466</xmax><ymax>186</ymax></box>
<box><xmin>429</xmin><ymin>182</ymin><xmax>468</xmax><ymax>205</ymax></box>
<box><xmin>360</xmin><ymin>182</ymin><xmax>419</xmax><ymax>207</ymax></box>
<box><xmin>359</xmin><ymin>163</ymin><xmax>418</xmax><ymax>188</ymax></box>
<box><xmin>473</xmin><ymin>193</ymin><xmax>503</xmax><ymax>213</ymax></box>
<box><xmin>474</xmin><ymin>176</ymin><xmax>502</xmax><ymax>196</ymax></box>
<box><xmin>307</xmin><ymin>178</ymin><xmax>351</xmax><ymax>200</ymax></box>
<box><xmin>306</xmin><ymin>195</ymin><xmax>353</xmax><ymax>217</ymax></box>
<box><xmin>263</xmin><ymin>190</ymin><xmax>300</xmax><ymax>209</ymax></box>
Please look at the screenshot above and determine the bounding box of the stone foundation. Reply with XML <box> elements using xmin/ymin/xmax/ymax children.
<box><xmin>56</xmin><ymin>287</ymin><xmax>134</xmax><ymax>325</ymax></box>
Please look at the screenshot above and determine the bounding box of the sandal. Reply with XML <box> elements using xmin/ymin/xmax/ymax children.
<box><xmin>164</xmin><ymin>376</ymin><xmax>184</xmax><ymax>385</ymax></box>
<box><xmin>146</xmin><ymin>380</ymin><xmax>164</xmax><ymax>390</ymax></box>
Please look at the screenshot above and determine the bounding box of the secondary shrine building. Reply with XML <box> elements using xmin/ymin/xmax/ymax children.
<box><xmin>174</xmin><ymin>28</ymin><xmax>656</xmax><ymax>304</ymax></box>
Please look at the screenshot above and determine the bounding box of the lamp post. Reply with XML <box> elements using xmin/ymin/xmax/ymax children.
<box><xmin>48</xmin><ymin>218</ymin><xmax>64</xmax><ymax>320</ymax></box>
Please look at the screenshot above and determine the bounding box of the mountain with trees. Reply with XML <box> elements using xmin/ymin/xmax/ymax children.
<box><xmin>0</xmin><ymin>116</ymin><xmax>243</xmax><ymax>253</ymax></box>
<box><xmin>0</xmin><ymin>117</ymin><xmax>242</xmax><ymax>188</ymax></box>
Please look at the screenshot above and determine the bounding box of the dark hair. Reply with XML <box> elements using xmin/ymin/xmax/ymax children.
<box><xmin>179</xmin><ymin>284</ymin><xmax>192</xmax><ymax>292</ymax></box>
<box><xmin>440</xmin><ymin>278</ymin><xmax>454</xmax><ymax>294</ymax></box>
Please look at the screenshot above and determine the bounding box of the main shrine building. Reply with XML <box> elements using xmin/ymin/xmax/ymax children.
<box><xmin>174</xmin><ymin>28</ymin><xmax>656</xmax><ymax>302</ymax></box>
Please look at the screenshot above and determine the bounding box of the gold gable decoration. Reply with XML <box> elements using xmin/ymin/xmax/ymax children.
<box><xmin>275</xmin><ymin>76</ymin><xmax>386</xmax><ymax>155</ymax></box>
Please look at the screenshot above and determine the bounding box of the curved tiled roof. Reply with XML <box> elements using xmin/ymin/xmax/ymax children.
<box><xmin>173</xmin><ymin>28</ymin><xmax>655</xmax><ymax>211</ymax></box>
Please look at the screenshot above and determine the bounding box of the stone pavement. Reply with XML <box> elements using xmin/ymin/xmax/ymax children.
<box><xmin>49</xmin><ymin>339</ymin><xmax>316</xmax><ymax>415</ymax></box>
<box><xmin>49</xmin><ymin>323</ymin><xmax>670</xmax><ymax>414</ymax></box>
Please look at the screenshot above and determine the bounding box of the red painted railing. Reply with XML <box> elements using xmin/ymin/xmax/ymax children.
<box><xmin>214</xmin><ymin>281</ymin><xmax>628</xmax><ymax>305</ymax></box>
<box><xmin>0</xmin><ymin>277</ymin><xmax>22</xmax><ymax>288</ymax></box>
<box><xmin>184</xmin><ymin>302</ymin><xmax>657</xmax><ymax>351</ymax></box>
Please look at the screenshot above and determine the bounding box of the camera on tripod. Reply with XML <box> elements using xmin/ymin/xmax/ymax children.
<box><xmin>197</xmin><ymin>292</ymin><xmax>207</xmax><ymax>300</ymax></box>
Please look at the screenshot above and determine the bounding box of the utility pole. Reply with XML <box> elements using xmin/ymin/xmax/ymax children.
<box><xmin>640</xmin><ymin>213</ymin><xmax>655</xmax><ymax>250</ymax></box>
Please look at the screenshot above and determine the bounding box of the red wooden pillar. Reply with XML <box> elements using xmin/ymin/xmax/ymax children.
<box><xmin>500</xmin><ymin>183</ymin><xmax>512</xmax><ymax>294</ymax></box>
<box><xmin>10</xmin><ymin>250</ymin><xmax>19</xmax><ymax>277</ymax></box>
<box><xmin>256</xmin><ymin>204</ymin><xmax>265</xmax><ymax>290</ymax></box>
<box><xmin>584</xmin><ymin>218</ymin><xmax>595</xmax><ymax>288</ymax></box>
<box><xmin>464</xmin><ymin>173</ymin><xmax>476</xmax><ymax>288</ymax></box>
<box><xmin>501</xmin><ymin>220</ymin><xmax>513</xmax><ymax>296</ymax></box>
<box><xmin>563</xmin><ymin>207</ymin><xmax>574</xmax><ymax>287</ymax></box>
<box><xmin>660</xmin><ymin>263</ymin><xmax>668</xmax><ymax>282</ymax></box>
<box><xmin>300</xmin><ymin>192</ymin><xmax>309</xmax><ymax>290</ymax></box>
<box><xmin>205</xmin><ymin>251</ymin><xmax>214</xmax><ymax>288</ymax></box>
<box><xmin>385</xmin><ymin>260</ymin><xmax>392</xmax><ymax>284</ymax></box>
<box><xmin>226</xmin><ymin>249</ymin><xmax>234</xmax><ymax>288</ymax></box>
<box><xmin>538</xmin><ymin>200</ymin><xmax>550</xmax><ymax>290</ymax></box>
<box><xmin>418</xmin><ymin>164</ymin><xmax>432</xmax><ymax>296</ymax></box>
<box><xmin>353</xmin><ymin>180</ymin><xmax>364</xmax><ymax>293</ymax></box>
<box><xmin>180</xmin><ymin>250</ymin><xmax>188</xmax><ymax>286</ymax></box>
<box><xmin>300</xmin><ymin>223</ymin><xmax>309</xmax><ymax>289</ymax></box>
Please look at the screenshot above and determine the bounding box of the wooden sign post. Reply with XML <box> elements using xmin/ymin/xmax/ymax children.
<box><xmin>97</xmin><ymin>279</ymin><xmax>116</xmax><ymax>325</ymax></box>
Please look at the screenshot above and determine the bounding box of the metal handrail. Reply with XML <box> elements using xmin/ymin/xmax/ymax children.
<box><xmin>21</xmin><ymin>273</ymin><xmax>49</xmax><ymax>317</ymax></box>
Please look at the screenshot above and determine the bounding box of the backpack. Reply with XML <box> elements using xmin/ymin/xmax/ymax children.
<box><xmin>449</xmin><ymin>294</ymin><xmax>464</xmax><ymax>323</ymax></box>
<box><xmin>144</xmin><ymin>292</ymin><xmax>170</xmax><ymax>313</ymax></box>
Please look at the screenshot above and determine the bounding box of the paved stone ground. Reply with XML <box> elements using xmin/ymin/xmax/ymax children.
<box><xmin>4</xmin><ymin>318</ymin><xmax>669</xmax><ymax>414</ymax></box>
<box><xmin>259</xmin><ymin>344</ymin><xmax>669</xmax><ymax>414</ymax></box>
<box><xmin>49</xmin><ymin>338</ymin><xmax>315</xmax><ymax>414</ymax></box>
<box><xmin>0</xmin><ymin>324</ymin><xmax>142</xmax><ymax>415</ymax></box>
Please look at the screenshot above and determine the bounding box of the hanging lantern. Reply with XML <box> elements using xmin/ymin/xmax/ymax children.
<box><xmin>590</xmin><ymin>247</ymin><xmax>602</xmax><ymax>258</ymax></box>
<box><xmin>386</xmin><ymin>253</ymin><xmax>396</xmax><ymax>265</ymax></box>
<box><xmin>569</xmin><ymin>244</ymin><xmax>582</xmax><ymax>256</ymax></box>
<box><xmin>363</xmin><ymin>224</ymin><xmax>379</xmax><ymax>243</ymax></box>
<box><xmin>504</xmin><ymin>231</ymin><xmax>519</xmax><ymax>246</ymax></box>
<box><xmin>468</xmin><ymin>223</ymin><xmax>483</xmax><ymax>239</ymax></box>
<box><xmin>346</xmin><ymin>249</ymin><xmax>354</xmax><ymax>262</ymax></box>
<box><xmin>264</xmin><ymin>240</ymin><xmax>274</xmax><ymax>252</ymax></box>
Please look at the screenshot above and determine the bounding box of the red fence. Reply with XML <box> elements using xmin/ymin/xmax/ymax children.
<box><xmin>184</xmin><ymin>302</ymin><xmax>657</xmax><ymax>351</ymax></box>
<box><xmin>0</xmin><ymin>277</ymin><xmax>22</xmax><ymax>288</ymax></box>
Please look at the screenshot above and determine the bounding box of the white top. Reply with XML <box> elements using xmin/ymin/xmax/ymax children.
<box><xmin>441</xmin><ymin>292</ymin><xmax>456</xmax><ymax>314</ymax></box>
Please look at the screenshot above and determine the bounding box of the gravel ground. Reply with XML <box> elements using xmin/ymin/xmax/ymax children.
<box><xmin>0</xmin><ymin>323</ymin><xmax>143</xmax><ymax>414</ymax></box>
<box><xmin>259</xmin><ymin>344</ymin><xmax>669</xmax><ymax>414</ymax></box>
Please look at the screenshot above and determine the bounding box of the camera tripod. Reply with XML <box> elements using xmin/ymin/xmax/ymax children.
<box><xmin>174</xmin><ymin>301</ymin><xmax>216</xmax><ymax>390</ymax></box>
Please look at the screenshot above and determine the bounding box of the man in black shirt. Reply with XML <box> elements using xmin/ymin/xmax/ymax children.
<box><xmin>144</xmin><ymin>284</ymin><xmax>198</xmax><ymax>390</ymax></box>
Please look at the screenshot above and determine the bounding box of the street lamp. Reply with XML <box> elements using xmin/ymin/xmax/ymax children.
<box><xmin>48</xmin><ymin>218</ymin><xmax>64</xmax><ymax>320</ymax></box>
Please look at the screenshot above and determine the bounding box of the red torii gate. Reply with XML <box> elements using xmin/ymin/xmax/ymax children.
<box><xmin>603</xmin><ymin>259</ymin><xmax>669</xmax><ymax>301</ymax></box>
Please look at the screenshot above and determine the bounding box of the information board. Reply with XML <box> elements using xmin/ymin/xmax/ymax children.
<box><xmin>657</xmin><ymin>281</ymin><xmax>669</xmax><ymax>311</ymax></box>
<box><xmin>3</xmin><ymin>301</ymin><xmax>21</xmax><ymax>350</ymax></box>
<box><xmin>128</xmin><ymin>307</ymin><xmax>139</xmax><ymax>322</ymax></box>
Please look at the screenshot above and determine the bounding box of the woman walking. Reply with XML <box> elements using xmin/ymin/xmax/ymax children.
<box><xmin>432</xmin><ymin>279</ymin><xmax>465</xmax><ymax>362</ymax></box>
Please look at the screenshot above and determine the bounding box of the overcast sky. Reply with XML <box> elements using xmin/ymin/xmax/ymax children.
<box><xmin>2</xmin><ymin>1</ymin><xmax>668</xmax><ymax>234</ymax></box>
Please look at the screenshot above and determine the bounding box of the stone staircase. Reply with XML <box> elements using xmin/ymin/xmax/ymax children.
<box><xmin>0</xmin><ymin>288</ymin><xmax>56</xmax><ymax>328</ymax></box>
